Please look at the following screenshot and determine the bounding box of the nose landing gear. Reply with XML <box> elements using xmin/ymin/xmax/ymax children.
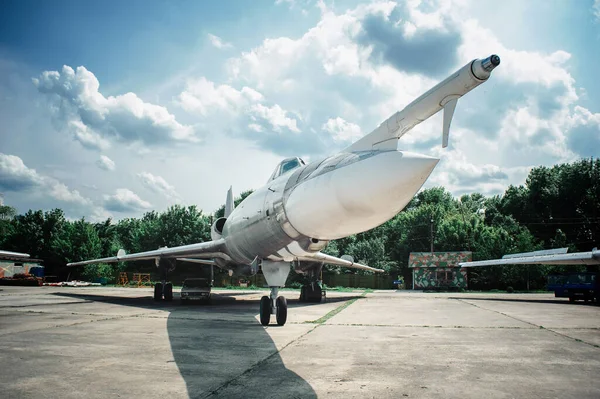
<box><xmin>259</xmin><ymin>286</ymin><xmax>288</xmax><ymax>326</ymax></box>
<box><xmin>259</xmin><ymin>260</ymin><xmax>291</xmax><ymax>326</ymax></box>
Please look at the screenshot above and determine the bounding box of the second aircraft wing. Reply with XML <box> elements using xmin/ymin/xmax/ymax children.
<box><xmin>459</xmin><ymin>249</ymin><xmax>600</xmax><ymax>267</ymax></box>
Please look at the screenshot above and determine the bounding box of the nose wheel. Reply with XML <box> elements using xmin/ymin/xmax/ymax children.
<box><xmin>259</xmin><ymin>287</ymin><xmax>288</xmax><ymax>326</ymax></box>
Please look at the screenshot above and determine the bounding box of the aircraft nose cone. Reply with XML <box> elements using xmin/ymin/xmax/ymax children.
<box><xmin>284</xmin><ymin>151</ymin><xmax>439</xmax><ymax>240</ymax></box>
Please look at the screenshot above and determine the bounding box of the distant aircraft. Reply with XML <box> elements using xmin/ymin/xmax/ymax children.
<box><xmin>68</xmin><ymin>54</ymin><xmax>501</xmax><ymax>326</ymax></box>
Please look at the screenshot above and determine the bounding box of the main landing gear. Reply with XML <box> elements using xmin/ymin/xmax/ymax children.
<box><xmin>260</xmin><ymin>286</ymin><xmax>288</xmax><ymax>326</ymax></box>
<box><xmin>153</xmin><ymin>282</ymin><xmax>173</xmax><ymax>301</ymax></box>
<box><xmin>153</xmin><ymin>258</ymin><xmax>174</xmax><ymax>302</ymax></box>
<box><xmin>299</xmin><ymin>282</ymin><xmax>325</xmax><ymax>303</ymax></box>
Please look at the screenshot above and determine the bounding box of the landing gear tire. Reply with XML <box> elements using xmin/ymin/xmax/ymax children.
<box><xmin>276</xmin><ymin>296</ymin><xmax>287</xmax><ymax>326</ymax></box>
<box><xmin>300</xmin><ymin>284</ymin><xmax>322</xmax><ymax>303</ymax></box>
<box><xmin>164</xmin><ymin>283</ymin><xmax>173</xmax><ymax>301</ymax></box>
<box><xmin>260</xmin><ymin>296</ymin><xmax>271</xmax><ymax>326</ymax></box>
<box><xmin>154</xmin><ymin>283</ymin><xmax>163</xmax><ymax>301</ymax></box>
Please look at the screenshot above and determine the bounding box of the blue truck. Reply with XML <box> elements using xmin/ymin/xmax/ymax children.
<box><xmin>548</xmin><ymin>272</ymin><xmax>599</xmax><ymax>303</ymax></box>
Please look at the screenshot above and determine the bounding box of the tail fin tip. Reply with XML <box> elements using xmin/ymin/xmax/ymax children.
<box><xmin>224</xmin><ymin>186</ymin><xmax>234</xmax><ymax>218</ymax></box>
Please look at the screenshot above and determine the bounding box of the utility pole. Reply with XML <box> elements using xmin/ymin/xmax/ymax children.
<box><xmin>430</xmin><ymin>218</ymin><xmax>434</xmax><ymax>253</ymax></box>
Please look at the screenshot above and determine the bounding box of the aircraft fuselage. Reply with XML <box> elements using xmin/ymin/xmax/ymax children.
<box><xmin>221</xmin><ymin>149</ymin><xmax>438</xmax><ymax>266</ymax></box>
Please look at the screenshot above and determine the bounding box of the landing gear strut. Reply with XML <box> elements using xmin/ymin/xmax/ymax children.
<box><xmin>259</xmin><ymin>260</ymin><xmax>290</xmax><ymax>326</ymax></box>
<box><xmin>259</xmin><ymin>286</ymin><xmax>288</xmax><ymax>326</ymax></box>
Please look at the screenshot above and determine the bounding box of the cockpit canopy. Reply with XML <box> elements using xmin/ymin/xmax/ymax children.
<box><xmin>269</xmin><ymin>157</ymin><xmax>306</xmax><ymax>181</ymax></box>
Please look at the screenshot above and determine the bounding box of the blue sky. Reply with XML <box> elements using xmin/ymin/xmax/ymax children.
<box><xmin>1</xmin><ymin>0</ymin><xmax>599</xmax><ymax>220</ymax></box>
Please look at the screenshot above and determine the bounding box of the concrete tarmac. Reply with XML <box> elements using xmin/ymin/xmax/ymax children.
<box><xmin>1</xmin><ymin>287</ymin><xmax>599</xmax><ymax>398</ymax></box>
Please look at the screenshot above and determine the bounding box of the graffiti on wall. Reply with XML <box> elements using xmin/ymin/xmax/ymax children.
<box><xmin>409</xmin><ymin>252</ymin><xmax>472</xmax><ymax>289</ymax></box>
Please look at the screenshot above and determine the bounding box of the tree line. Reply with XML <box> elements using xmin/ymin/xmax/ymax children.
<box><xmin>0</xmin><ymin>159</ymin><xmax>598</xmax><ymax>289</ymax></box>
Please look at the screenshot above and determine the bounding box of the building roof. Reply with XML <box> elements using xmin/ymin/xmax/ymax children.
<box><xmin>409</xmin><ymin>251</ymin><xmax>472</xmax><ymax>268</ymax></box>
<box><xmin>0</xmin><ymin>255</ymin><xmax>43</xmax><ymax>263</ymax></box>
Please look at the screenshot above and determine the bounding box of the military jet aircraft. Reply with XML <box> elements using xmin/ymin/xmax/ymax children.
<box><xmin>68</xmin><ymin>54</ymin><xmax>501</xmax><ymax>326</ymax></box>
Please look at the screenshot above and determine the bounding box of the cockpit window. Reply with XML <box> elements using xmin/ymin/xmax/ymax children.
<box><xmin>269</xmin><ymin>157</ymin><xmax>305</xmax><ymax>181</ymax></box>
<box><xmin>281</xmin><ymin>159</ymin><xmax>300</xmax><ymax>174</ymax></box>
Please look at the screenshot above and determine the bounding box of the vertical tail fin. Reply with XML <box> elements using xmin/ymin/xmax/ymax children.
<box><xmin>224</xmin><ymin>186</ymin><xmax>234</xmax><ymax>218</ymax></box>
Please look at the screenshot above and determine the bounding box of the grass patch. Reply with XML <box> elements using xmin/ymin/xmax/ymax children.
<box><xmin>305</xmin><ymin>297</ymin><xmax>361</xmax><ymax>324</ymax></box>
<box><xmin>305</xmin><ymin>290</ymin><xmax>369</xmax><ymax>324</ymax></box>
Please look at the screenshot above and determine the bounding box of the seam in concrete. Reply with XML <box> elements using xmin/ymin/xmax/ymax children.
<box><xmin>199</xmin><ymin>324</ymin><xmax>320</xmax><ymax>398</ymax></box>
<box><xmin>0</xmin><ymin>314</ymin><xmax>133</xmax><ymax>336</ymax></box>
<box><xmin>301</xmin><ymin>323</ymin><xmax>534</xmax><ymax>329</ymax></box>
<box><xmin>0</xmin><ymin>300</ymin><xmax>91</xmax><ymax>309</ymax></box>
<box><xmin>455</xmin><ymin>298</ymin><xmax>600</xmax><ymax>350</ymax></box>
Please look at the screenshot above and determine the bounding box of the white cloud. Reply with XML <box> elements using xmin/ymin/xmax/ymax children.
<box><xmin>33</xmin><ymin>65</ymin><xmax>197</xmax><ymax>150</ymax></box>
<box><xmin>207</xmin><ymin>33</ymin><xmax>233</xmax><ymax>49</ymax></box>
<box><xmin>322</xmin><ymin>117</ymin><xmax>362</xmax><ymax>142</ymax></box>
<box><xmin>177</xmin><ymin>77</ymin><xmax>263</xmax><ymax>116</ymax></box>
<box><xmin>177</xmin><ymin>77</ymin><xmax>301</xmax><ymax>139</ymax></box>
<box><xmin>248</xmin><ymin>123</ymin><xmax>264</xmax><ymax>132</ymax></box>
<box><xmin>249</xmin><ymin>103</ymin><xmax>300</xmax><ymax>132</ymax></box>
<box><xmin>96</xmin><ymin>155</ymin><xmax>115</xmax><ymax>171</ymax></box>
<box><xmin>0</xmin><ymin>153</ymin><xmax>91</xmax><ymax>206</ymax></box>
<box><xmin>137</xmin><ymin>172</ymin><xmax>181</xmax><ymax>203</ymax></box>
<box><xmin>594</xmin><ymin>0</ymin><xmax>600</xmax><ymax>21</ymax></box>
<box><xmin>104</xmin><ymin>188</ymin><xmax>151</xmax><ymax>213</ymax></box>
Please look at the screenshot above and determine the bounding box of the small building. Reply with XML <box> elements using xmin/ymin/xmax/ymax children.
<box><xmin>409</xmin><ymin>251</ymin><xmax>472</xmax><ymax>290</ymax></box>
<box><xmin>0</xmin><ymin>255</ymin><xmax>44</xmax><ymax>278</ymax></box>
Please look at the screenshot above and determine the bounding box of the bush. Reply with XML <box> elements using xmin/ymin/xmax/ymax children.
<box><xmin>506</xmin><ymin>286</ymin><xmax>514</xmax><ymax>293</ymax></box>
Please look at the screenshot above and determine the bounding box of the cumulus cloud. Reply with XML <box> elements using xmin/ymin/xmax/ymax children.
<box><xmin>427</xmin><ymin>147</ymin><xmax>511</xmax><ymax>196</ymax></box>
<box><xmin>177</xmin><ymin>77</ymin><xmax>302</xmax><ymax>134</ymax></box>
<box><xmin>104</xmin><ymin>188</ymin><xmax>152</xmax><ymax>213</ymax></box>
<box><xmin>322</xmin><ymin>117</ymin><xmax>362</xmax><ymax>143</ymax></box>
<box><xmin>207</xmin><ymin>33</ymin><xmax>233</xmax><ymax>49</ymax></box>
<box><xmin>177</xmin><ymin>77</ymin><xmax>263</xmax><ymax>116</ymax></box>
<box><xmin>33</xmin><ymin>65</ymin><xmax>197</xmax><ymax>150</ymax></box>
<box><xmin>358</xmin><ymin>4</ymin><xmax>461</xmax><ymax>77</ymax></box>
<box><xmin>137</xmin><ymin>172</ymin><xmax>181</xmax><ymax>203</ymax></box>
<box><xmin>96</xmin><ymin>155</ymin><xmax>115</xmax><ymax>171</ymax></box>
<box><xmin>566</xmin><ymin>106</ymin><xmax>600</xmax><ymax>158</ymax></box>
<box><xmin>594</xmin><ymin>0</ymin><xmax>600</xmax><ymax>21</ymax></box>
<box><xmin>249</xmin><ymin>104</ymin><xmax>300</xmax><ymax>132</ymax></box>
<box><xmin>0</xmin><ymin>153</ymin><xmax>91</xmax><ymax>206</ymax></box>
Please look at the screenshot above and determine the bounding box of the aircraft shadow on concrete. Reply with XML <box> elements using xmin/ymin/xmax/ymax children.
<box><xmin>52</xmin><ymin>291</ymin><xmax>360</xmax><ymax>398</ymax></box>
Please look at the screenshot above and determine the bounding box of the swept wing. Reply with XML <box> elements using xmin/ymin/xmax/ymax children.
<box><xmin>67</xmin><ymin>239</ymin><xmax>228</xmax><ymax>267</ymax></box>
<box><xmin>297</xmin><ymin>252</ymin><xmax>384</xmax><ymax>273</ymax></box>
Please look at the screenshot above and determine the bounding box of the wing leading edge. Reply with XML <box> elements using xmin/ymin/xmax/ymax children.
<box><xmin>459</xmin><ymin>248</ymin><xmax>600</xmax><ymax>267</ymax></box>
<box><xmin>67</xmin><ymin>239</ymin><xmax>228</xmax><ymax>267</ymax></box>
<box><xmin>297</xmin><ymin>252</ymin><xmax>384</xmax><ymax>273</ymax></box>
